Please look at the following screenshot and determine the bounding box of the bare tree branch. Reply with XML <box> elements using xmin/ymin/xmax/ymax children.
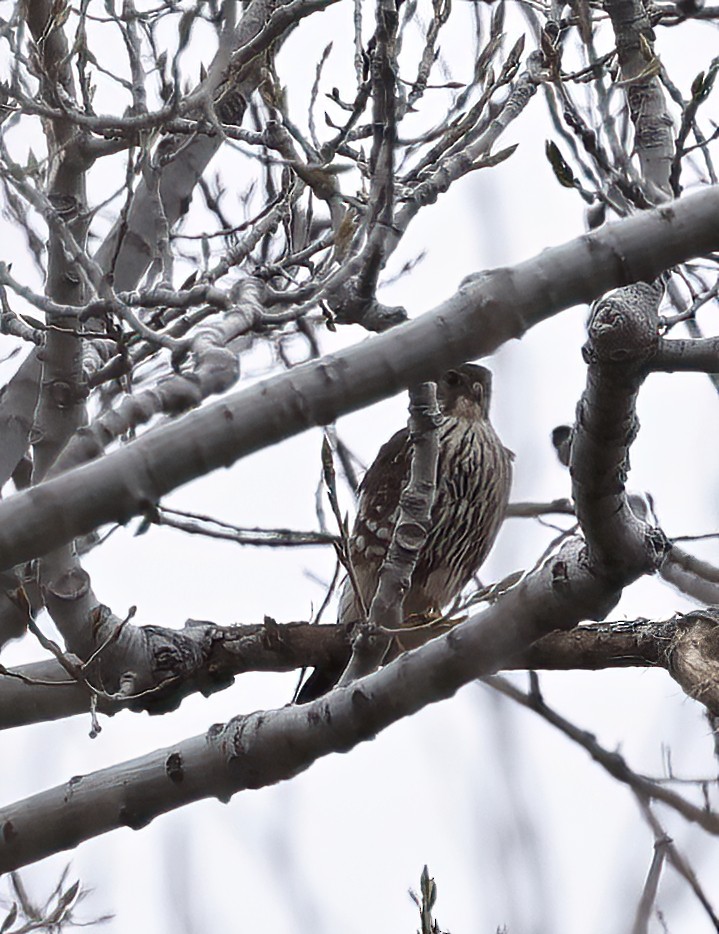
<box><xmin>0</xmin><ymin>190</ymin><xmax>715</xmax><ymax>573</ymax></box>
<box><xmin>484</xmin><ymin>675</ymin><xmax>719</xmax><ymax>835</ymax></box>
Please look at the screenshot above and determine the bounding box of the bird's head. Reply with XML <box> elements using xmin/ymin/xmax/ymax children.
<box><xmin>436</xmin><ymin>364</ymin><xmax>493</xmax><ymax>420</ymax></box>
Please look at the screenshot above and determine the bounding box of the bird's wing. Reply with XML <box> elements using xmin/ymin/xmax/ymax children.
<box><xmin>353</xmin><ymin>427</ymin><xmax>411</xmax><ymax>543</ymax></box>
<box><xmin>339</xmin><ymin>427</ymin><xmax>410</xmax><ymax>622</ymax></box>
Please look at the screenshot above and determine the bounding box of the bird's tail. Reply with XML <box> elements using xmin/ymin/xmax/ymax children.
<box><xmin>295</xmin><ymin>577</ymin><xmax>359</xmax><ymax>703</ymax></box>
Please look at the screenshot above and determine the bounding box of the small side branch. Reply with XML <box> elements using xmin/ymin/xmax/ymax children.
<box><xmin>662</xmin><ymin>546</ymin><xmax>719</xmax><ymax>604</ymax></box>
<box><xmin>635</xmin><ymin>796</ymin><xmax>719</xmax><ymax>930</ymax></box>
<box><xmin>484</xmin><ymin>675</ymin><xmax>719</xmax><ymax>834</ymax></box>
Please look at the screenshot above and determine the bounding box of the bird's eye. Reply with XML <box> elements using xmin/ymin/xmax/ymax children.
<box><xmin>444</xmin><ymin>371</ymin><xmax>461</xmax><ymax>387</ymax></box>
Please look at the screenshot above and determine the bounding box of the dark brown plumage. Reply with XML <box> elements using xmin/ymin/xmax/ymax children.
<box><xmin>298</xmin><ymin>364</ymin><xmax>512</xmax><ymax>701</ymax></box>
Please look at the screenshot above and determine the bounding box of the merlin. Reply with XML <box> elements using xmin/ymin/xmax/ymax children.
<box><xmin>298</xmin><ymin>363</ymin><xmax>512</xmax><ymax>700</ymax></box>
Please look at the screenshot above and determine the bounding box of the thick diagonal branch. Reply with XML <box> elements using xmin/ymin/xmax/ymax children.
<box><xmin>0</xmin><ymin>510</ymin><xmax>696</xmax><ymax>872</ymax></box>
<box><xmin>0</xmin><ymin>190</ymin><xmax>716</xmax><ymax>572</ymax></box>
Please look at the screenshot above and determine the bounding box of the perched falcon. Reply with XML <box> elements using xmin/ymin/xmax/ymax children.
<box><xmin>298</xmin><ymin>364</ymin><xmax>512</xmax><ymax>701</ymax></box>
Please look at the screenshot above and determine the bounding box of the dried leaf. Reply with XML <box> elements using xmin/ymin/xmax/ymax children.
<box><xmin>490</xmin><ymin>1</ymin><xmax>505</xmax><ymax>36</ymax></box>
<box><xmin>545</xmin><ymin>140</ymin><xmax>576</xmax><ymax>188</ymax></box>
<box><xmin>0</xmin><ymin>904</ymin><xmax>18</xmax><ymax>934</ymax></box>
<box><xmin>476</xmin><ymin>33</ymin><xmax>502</xmax><ymax>80</ymax></box>
<box><xmin>504</xmin><ymin>34</ymin><xmax>526</xmax><ymax>74</ymax></box>
<box><xmin>478</xmin><ymin>143</ymin><xmax>518</xmax><ymax>168</ymax></box>
<box><xmin>179</xmin><ymin>269</ymin><xmax>198</xmax><ymax>290</ymax></box>
<box><xmin>57</xmin><ymin>880</ymin><xmax>80</xmax><ymax>911</ymax></box>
